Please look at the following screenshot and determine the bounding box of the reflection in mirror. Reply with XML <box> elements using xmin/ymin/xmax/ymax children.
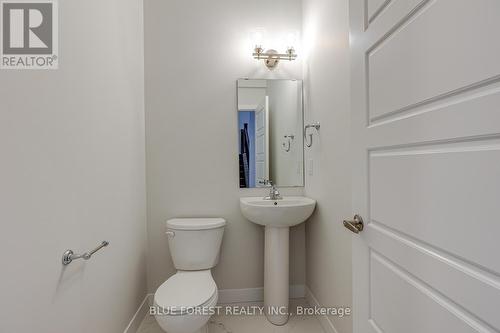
<box><xmin>237</xmin><ymin>79</ymin><xmax>304</xmax><ymax>188</ymax></box>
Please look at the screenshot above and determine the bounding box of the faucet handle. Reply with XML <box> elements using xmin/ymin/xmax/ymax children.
<box><xmin>262</xmin><ymin>180</ymin><xmax>282</xmax><ymax>200</ymax></box>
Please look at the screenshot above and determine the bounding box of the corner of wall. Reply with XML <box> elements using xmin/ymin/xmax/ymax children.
<box><xmin>301</xmin><ymin>0</ymin><xmax>353</xmax><ymax>332</ymax></box>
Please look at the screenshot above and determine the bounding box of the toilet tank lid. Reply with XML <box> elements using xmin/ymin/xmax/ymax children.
<box><xmin>166</xmin><ymin>218</ymin><xmax>226</xmax><ymax>230</ymax></box>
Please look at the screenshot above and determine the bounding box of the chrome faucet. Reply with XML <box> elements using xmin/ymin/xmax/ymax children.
<box><xmin>264</xmin><ymin>181</ymin><xmax>283</xmax><ymax>200</ymax></box>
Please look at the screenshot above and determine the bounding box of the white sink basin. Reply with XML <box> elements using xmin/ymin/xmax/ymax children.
<box><xmin>240</xmin><ymin>196</ymin><xmax>316</xmax><ymax>227</ymax></box>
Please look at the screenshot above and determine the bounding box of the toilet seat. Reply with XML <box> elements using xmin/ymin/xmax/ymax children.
<box><xmin>154</xmin><ymin>270</ymin><xmax>217</xmax><ymax>315</ymax></box>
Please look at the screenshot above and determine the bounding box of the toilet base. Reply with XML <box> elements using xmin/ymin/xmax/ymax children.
<box><xmin>155</xmin><ymin>313</ymin><xmax>211</xmax><ymax>333</ymax></box>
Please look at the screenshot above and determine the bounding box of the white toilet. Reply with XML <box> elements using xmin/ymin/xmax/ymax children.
<box><xmin>154</xmin><ymin>218</ymin><xmax>226</xmax><ymax>333</ymax></box>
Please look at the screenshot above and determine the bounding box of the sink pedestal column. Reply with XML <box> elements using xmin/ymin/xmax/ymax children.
<box><xmin>264</xmin><ymin>226</ymin><xmax>289</xmax><ymax>325</ymax></box>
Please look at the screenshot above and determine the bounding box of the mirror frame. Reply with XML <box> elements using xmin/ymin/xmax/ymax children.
<box><xmin>236</xmin><ymin>78</ymin><xmax>305</xmax><ymax>188</ymax></box>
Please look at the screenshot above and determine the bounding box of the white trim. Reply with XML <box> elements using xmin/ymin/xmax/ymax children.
<box><xmin>218</xmin><ymin>287</ymin><xmax>263</xmax><ymax>304</ymax></box>
<box><xmin>289</xmin><ymin>284</ymin><xmax>306</xmax><ymax>298</ymax></box>
<box><xmin>238</xmin><ymin>104</ymin><xmax>258</xmax><ymax>111</ymax></box>
<box><xmin>238</xmin><ymin>79</ymin><xmax>268</xmax><ymax>88</ymax></box>
<box><xmin>125</xmin><ymin>287</ymin><xmax>308</xmax><ymax>331</ymax></box>
<box><xmin>305</xmin><ymin>287</ymin><xmax>339</xmax><ymax>333</ymax></box>
<box><xmin>123</xmin><ymin>294</ymin><xmax>153</xmax><ymax>333</ymax></box>
<box><xmin>217</xmin><ymin>284</ymin><xmax>306</xmax><ymax>304</ymax></box>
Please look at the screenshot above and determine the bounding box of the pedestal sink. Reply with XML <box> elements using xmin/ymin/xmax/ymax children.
<box><xmin>240</xmin><ymin>196</ymin><xmax>316</xmax><ymax>325</ymax></box>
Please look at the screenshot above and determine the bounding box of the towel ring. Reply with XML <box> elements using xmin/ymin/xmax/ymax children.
<box><xmin>304</xmin><ymin>122</ymin><xmax>320</xmax><ymax>147</ymax></box>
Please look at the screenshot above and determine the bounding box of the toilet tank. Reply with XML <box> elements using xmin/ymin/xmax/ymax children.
<box><xmin>166</xmin><ymin>218</ymin><xmax>226</xmax><ymax>270</ymax></box>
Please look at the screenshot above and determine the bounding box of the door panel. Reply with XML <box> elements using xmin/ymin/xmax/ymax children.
<box><xmin>367</xmin><ymin>0</ymin><xmax>391</xmax><ymax>24</ymax></box>
<box><xmin>370</xmin><ymin>141</ymin><xmax>500</xmax><ymax>274</ymax></box>
<box><xmin>350</xmin><ymin>0</ymin><xmax>500</xmax><ymax>332</ymax></box>
<box><xmin>368</xmin><ymin>0</ymin><xmax>500</xmax><ymax>122</ymax></box>
<box><xmin>367</xmin><ymin>224</ymin><xmax>500</xmax><ymax>330</ymax></box>
<box><xmin>370</xmin><ymin>251</ymin><xmax>490</xmax><ymax>333</ymax></box>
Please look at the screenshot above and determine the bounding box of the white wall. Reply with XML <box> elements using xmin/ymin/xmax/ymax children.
<box><xmin>0</xmin><ymin>0</ymin><xmax>147</xmax><ymax>332</ymax></box>
<box><xmin>302</xmin><ymin>0</ymin><xmax>353</xmax><ymax>332</ymax></box>
<box><xmin>144</xmin><ymin>0</ymin><xmax>305</xmax><ymax>293</ymax></box>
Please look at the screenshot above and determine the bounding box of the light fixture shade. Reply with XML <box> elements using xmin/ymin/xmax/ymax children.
<box><xmin>250</xmin><ymin>28</ymin><xmax>266</xmax><ymax>47</ymax></box>
<box><xmin>286</xmin><ymin>31</ymin><xmax>299</xmax><ymax>49</ymax></box>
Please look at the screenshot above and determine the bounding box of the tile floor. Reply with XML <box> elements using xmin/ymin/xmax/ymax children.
<box><xmin>137</xmin><ymin>299</ymin><xmax>325</xmax><ymax>333</ymax></box>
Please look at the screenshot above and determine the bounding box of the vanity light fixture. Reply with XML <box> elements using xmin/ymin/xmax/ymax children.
<box><xmin>251</xmin><ymin>30</ymin><xmax>298</xmax><ymax>70</ymax></box>
<box><xmin>253</xmin><ymin>46</ymin><xmax>297</xmax><ymax>70</ymax></box>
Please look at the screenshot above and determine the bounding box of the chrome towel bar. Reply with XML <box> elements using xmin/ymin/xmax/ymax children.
<box><xmin>62</xmin><ymin>241</ymin><xmax>109</xmax><ymax>265</ymax></box>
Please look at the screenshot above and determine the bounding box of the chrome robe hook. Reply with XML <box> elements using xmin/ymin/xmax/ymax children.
<box><xmin>282</xmin><ymin>134</ymin><xmax>295</xmax><ymax>152</ymax></box>
<box><xmin>304</xmin><ymin>122</ymin><xmax>320</xmax><ymax>147</ymax></box>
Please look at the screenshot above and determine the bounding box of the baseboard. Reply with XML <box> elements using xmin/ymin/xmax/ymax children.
<box><xmin>123</xmin><ymin>293</ymin><xmax>153</xmax><ymax>333</ymax></box>
<box><xmin>289</xmin><ymin>284</ymin><xmax>305</xmax><ymax>298</ymax></box>
<box><xmin>124</xmin><ymin>287</ymin><xmax>328</xmax><ymax>333</ymax></box>
<box><xmin>305</xmin><ymin>287</ymin><xmax>339</xmax><ymax>333</ymax></box>
<box><xmin>218</xmin><ymin>284</ymin><xmax>306</xmax><ymax>304</ymax></box>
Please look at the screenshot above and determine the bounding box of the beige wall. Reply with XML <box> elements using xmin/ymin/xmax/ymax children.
<box><xmin>0</xmin><ymin>0</ymin><xmax>147</xmax><ymax>332</ymax></box>
<box><xmin>144</xmin><ymin>0</ymin><xmax>306</xmax><ymax>292</ymax></box>
<box><xmin>302</xmin><ymin>0</ymin><xmax>353</xmax><ymax>332</ymax></box>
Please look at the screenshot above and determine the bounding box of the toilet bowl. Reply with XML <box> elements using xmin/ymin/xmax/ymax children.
<box><xmin>154</xmin><ymin>271</ymin><xmax>218</xmax><ymax>333</ymax></box>
<box><xmin>154</xmin><ymin>218</ymin><xmax>226</xmax><ymax>333</ymax></box>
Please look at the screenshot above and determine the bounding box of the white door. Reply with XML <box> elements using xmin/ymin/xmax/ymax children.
<box><xmin>255</xmin><ymin>96</ymin><xmax>270</xmax><ymax>187</ymax></box>
<box><xmin>350</xmin><ymin>0</ymin><xmax>500</xmax><ymax>332</ymax></box>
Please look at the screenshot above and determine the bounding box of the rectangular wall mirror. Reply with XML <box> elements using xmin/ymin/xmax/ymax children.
<box><xmin>237</xmin><ymin>79</ymin><xmax>304</xmax><ymax>188</ymax></box>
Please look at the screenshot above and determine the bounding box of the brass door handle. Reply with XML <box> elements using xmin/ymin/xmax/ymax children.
<box><xmin>343</xmin><ymin>215</ymin><xmax>364</xmax><ymax>234</ymax></box>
